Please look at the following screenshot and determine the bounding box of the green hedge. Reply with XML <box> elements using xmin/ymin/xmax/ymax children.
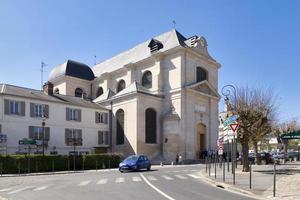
<box><xmin>0</xmin><ymin>154</ymin><xmax>122</xmax><ymax>174</ymax></box>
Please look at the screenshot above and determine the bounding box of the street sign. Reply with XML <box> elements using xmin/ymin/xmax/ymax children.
<box><xmin>230</xmin><ymin>123</ymin><xmax>239</xmax><ymax>133</ymax></box>
<box><xmin>19</xmin><ymin>138</ymin><xmax>36</xmax><ymax>145</ymax></box>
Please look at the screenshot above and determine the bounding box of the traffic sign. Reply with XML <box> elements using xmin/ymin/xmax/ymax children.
<box><xmin>229</xmin><ymin>124</ymin><xmax>239</xmax><ymax>133</ymax></box>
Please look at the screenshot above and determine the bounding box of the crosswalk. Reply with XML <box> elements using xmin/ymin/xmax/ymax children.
<box><xmin>0</xmin><ymin>173</ymin><xmax>202</xmax><ymax>195</ymax></box>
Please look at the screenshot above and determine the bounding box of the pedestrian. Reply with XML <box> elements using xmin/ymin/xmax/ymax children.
<box><xmin>179</xmin><ymin>154</ymin><xmax>183</xmax><ymax>165</ymax></box>
<box><xmin>175</xmin><ymin>154</ymin><xmax>179</xmax><ymax>165</ymax></box>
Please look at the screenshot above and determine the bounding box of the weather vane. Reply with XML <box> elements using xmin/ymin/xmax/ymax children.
<box><xmin>172</xmin><ymin>20</ymin><xmax>176</xmax><ymax>29</ymax></box>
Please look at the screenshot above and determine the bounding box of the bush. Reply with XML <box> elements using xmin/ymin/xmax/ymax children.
<box><xmin>0</xmin><ymin>154</ymin><xmax>121</xmax><ymax>174</ymax></box>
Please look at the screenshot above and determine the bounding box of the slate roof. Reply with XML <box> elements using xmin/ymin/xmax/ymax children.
<box><xmin>48</xmin><ymin>60</ymin><xmax>95</xmax><ymax>81</ymax></box>
<box><xmin>0</xmin><ymin>84</ymin><xmax>107</xmax><ymax>110</ymax></box>
<box><xmin>92</xmin><ymin>29</ymin><xmax>187</xmax><ymax>76</ymax></box>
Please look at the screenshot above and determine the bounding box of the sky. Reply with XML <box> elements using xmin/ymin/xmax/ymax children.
<box><xmin>0</xmin><ymin>0</ymin><xmax>299</xmax><ymax>122</ymax></box>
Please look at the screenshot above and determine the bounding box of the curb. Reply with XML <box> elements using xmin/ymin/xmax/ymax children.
<box><xmin>198</xmin><ymin>169</ymin><xmax>264</xmax><ymax>200</ymax></box>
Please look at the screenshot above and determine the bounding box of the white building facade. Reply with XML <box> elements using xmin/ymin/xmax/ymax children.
<box><xmin>0</xmin><ymin>84</ymin><xmax>110</xmax><ymax>155</ymax></box>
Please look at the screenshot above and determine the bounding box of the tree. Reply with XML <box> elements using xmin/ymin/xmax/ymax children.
<box><xmin>228</xmin><ymin>86</ymin><xmax>277</xmax><ymax>171</ymax></box>
<box><xmin>274</xmin><ymin>119</ymin><xmax>299</xmax><ymax>159</ymax></box>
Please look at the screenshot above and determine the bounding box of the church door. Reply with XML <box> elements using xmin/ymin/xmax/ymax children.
<box><xmin>197</xmin><ymin>123</ymin><xmax>206</xmax><ymax>159</ymax></box>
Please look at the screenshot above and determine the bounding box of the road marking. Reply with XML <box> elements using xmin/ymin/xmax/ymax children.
<box><xmin>33</xmin><ymin>185</ymin><xmax>49</xmax><ymax>191</ymax></box>
<box><xmin>132</xmin><ymin>176</ymin><xmax>142</xmax><ymax>182</ymax></box>
<box><xmin>187</xmin><ymin>174</ymin><xmax>201</xmax><ymax>179</ymax></box>
<box><xmin>140</xmin><ymin>173</ymin><xmax>175</xmax><ymax>200</ymax></box>
<box><xmin>174</xmin><ymin>174</ymin><xmax>187</xmax><ymax>180</ymax></box>
<box><xmin>78</xmin><ymin>180</ymin><xmax>91</xmax><ymax>186</ymax></box>
<box><xmin>0</xmin><ymin>188</ymin><xmax>13</xmax><ymax>192</ymax></box>
<box><xmin>8</xmin><ymin>186</ymin><xmax>34</xmax><ymax>194</ymax></box>
<box><xmin>147</xmin><ymin>176</ymin><xmax>158</xmax><ymax>181</ymax></box>
<box><xmin>161</xmin><ymin>175</ymin><xmax>174</xmax><ymax>180</ymax></box>
<box><xmin>116</xmin><ymin>177</ymin><xmax>125</xmax><ymax>183</ymax></box>
<box><xmin>97</xmin><ymin>179</ymin><xmax>108</xmax><ymax>185</ymax></box>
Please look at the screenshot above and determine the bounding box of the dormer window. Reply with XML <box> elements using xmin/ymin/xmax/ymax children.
<box><xmin>148</xmin><ymin>39</ymin><xmax>163</xmax><ymax>53</ymax></box>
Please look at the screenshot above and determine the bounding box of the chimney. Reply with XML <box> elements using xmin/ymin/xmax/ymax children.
<box><xmin>43</xmin><ymin>82</ymin><xmax>54</xmax><ymax>95</ymax></box>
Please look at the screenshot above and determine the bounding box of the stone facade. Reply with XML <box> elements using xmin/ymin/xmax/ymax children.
<box><xmin>47</xmin><ymin>29</ymin><xmax>221</xmax><ymax>161</ymax></box>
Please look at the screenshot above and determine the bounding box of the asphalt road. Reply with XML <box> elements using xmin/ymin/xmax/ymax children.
<box><xmin>0</xmin><ymin>165</ymin><xmax>255</xmax><ymax>200</ymax></box>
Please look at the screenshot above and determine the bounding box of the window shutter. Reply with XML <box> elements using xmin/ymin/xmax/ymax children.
<box><xmin>104</xmin><ymin>113</ymin><xmax>108</xmax><ymax>124</ymax></box>
<box><xmin>65</xmin><ymin>129</ymin><xmax>69</xmax><ymax>145</ymax></box>
<box><xmin>20</xmin><ymin>102</ymin><xmax>25</xmax><ymax>116</ymax></box>
<box><xmin>4</xmin><ymin>99</ymin><xmax>9</xmax><ymax>115</ymax></box>
<box><xmin>44</xmin><ymin>105</ymin><xmax>49</xmax><ymax>118</ymax></box>
<box><xmin>98</xmin><ymin>131</ymin><xmax>101</xmax><ymax>144</ymax></box>
<box><xmin>105</xmin><ymin>131</ymin><xmax>109</xmax><ymax>145</ymax></box>
<box><xmin>30</xmin><ymin>103</ymin><xmax>35</xmax><ymax>117</ymax></box>
<box><xmin>78</xmin><ymin>130</ymin><xmax>82</xmax><ymax>145</ymax></box>
<box><xmin>95</xmin><ymin>112</ymin><xmax>99</xmax><ymax>123</ymax></box>
<box><xmin>66</xmin><ymin>108</ymin><xmax>70</xmax><ymax>121</ymax></box>
<box><xmin>78</xmin><ymin>110</ymin><xmax>81</xmax><ymax>122</ymax></box>
<box><xmin>29</xmin><ymin>126</ymin><xmax>34</xmax><ymax>139</ymax></box>
<box><xmin>45</xmin><ymin>127</ymin><xmax>50</xmax><ymax>140</ymax></box>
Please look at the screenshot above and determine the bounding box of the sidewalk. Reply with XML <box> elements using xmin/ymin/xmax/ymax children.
<box><xmin>199</xmin><ymin>161</ymin><xmax>300</xmax><ymax>200</ymax></box>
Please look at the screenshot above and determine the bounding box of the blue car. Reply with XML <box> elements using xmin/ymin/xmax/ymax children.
<box><xmin>119</xmin><ymin>155</ymin><xmax>151</xmax><ymax>173</ymax></box>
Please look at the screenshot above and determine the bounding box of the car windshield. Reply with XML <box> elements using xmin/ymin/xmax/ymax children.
<box><xmin>124</xmin><ymin>155</ymin><xmax>139</xmax><ymax>162</ymax></box>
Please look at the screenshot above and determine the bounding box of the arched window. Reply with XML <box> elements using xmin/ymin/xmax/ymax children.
<box><xmin>75</xmin><ymin>88</ymin><xmax>83</xmax><ymax>97</ymax></box>
<box><xmin>117</xmin><ymin>80</ymin><xmax>126</xmax><ymax>92</ymax></box>
<box><xmin>54</xmin><ymin>88</ymin><xmax>59</xmax><ymax>94</ymax></box>
<box><xmin>142</xmin><ymin>71</ymin><xmax>152</xmax><ymax>89</ymax></box>
<box><xmin>96</xmin><ymin>87</ymin><xmax>103</xmax><ymax>97</ymax></box>
<box><xmin>196</xmin><ymin>67</ymin><xmax>207</xmax><ymax>82</ymax></box>
<box><xmin>116</xmin><ymin>109</ymin><xmax>125</xmax><ymax>145</ymax></box>
<box><xmin>145</xmin><ymin>108</ymin><xmax>157</xmax><ymax>144</ymax></box>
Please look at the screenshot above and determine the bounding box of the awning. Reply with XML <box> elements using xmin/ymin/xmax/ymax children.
<box><xmin>280</xmin><ymin>131</ymin><xmax>300</xmax><ymax>140</ymax></box>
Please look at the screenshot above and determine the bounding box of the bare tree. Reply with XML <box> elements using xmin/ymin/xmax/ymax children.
<box><xmin>230</xmin><ymin>86</ymin><xmax>277</xmax><ymax>171</ymax></box>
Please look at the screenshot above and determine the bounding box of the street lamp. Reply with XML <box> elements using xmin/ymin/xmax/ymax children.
<box><xmin>221</xmin><ymin>84</ymin><xmax>238</xmax><ymax>180</ymax></box>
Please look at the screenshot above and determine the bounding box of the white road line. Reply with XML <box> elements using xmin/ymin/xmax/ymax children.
<box><xmin>187</xmin><ymin>174</ymin><xmax>201</xmax><ymax>179</ymax></box>
<box><xmin>132</xmin><ymin>176</ymin><xmax>142</xmax><ymax>182</ymax></box>
<box><xmin>174</xmin><ymin>174</ymin><xmax>187</xmax><ymax>180</ymax></box>
<box><xmin>116</xmin><ymin>177</ymin><xmax>125</xmax><ymax>183</ymax></box>
<box><xmin>140</xmin><ymin>173</ymin><xmax>175</xmax><ymax>200</ymax></box>
<box><xmin>147</xmin><ymin>176</ymin><xmax>158</xmax><ymax>181</ymax></box>
<box><xmin>33</xmin><ymin>185</ymin><xmax>49</xmax><ymax>191</ymax></box>
<box><xmin>161</xmin><ymin>175</ymin><xmax>174</xmax><ymax>180</ymax></box>
<box><xmin>8</xmin><ymin>186</ymin><xmax>34</xmax><ymax>194</ymax></box>
<box><xmin>0</xmin><ymin>188</ymin><xmax>13</xmax><ymax>192</ymax></box>
<box><xmin>97</xmin><ymin>179</ymin><xmax>108</xmax><ymax>185</ymax></box>
<box><xmin>78</xmin><ymin>180</ymin><xmax>91</xmax><ymax>186</ymax></box>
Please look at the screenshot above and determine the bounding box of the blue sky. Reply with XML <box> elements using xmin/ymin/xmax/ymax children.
<box><xmin>0</xmin><ymin>0</ymin><xmax>299</xmax><ymax>122</ymax></box>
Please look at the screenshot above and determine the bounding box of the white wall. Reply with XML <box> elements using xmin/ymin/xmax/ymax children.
<box><xmin>0</xmin><ymin>94</ymin><xmax>109</xmax><ymax>155</ymax></box>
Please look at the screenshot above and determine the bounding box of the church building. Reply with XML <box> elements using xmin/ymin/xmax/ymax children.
<box><xmin>0</xmin><ymin>29</ymin><xmax>221</xmax><ymax>160</ymax></box>
<box><xmin>48</xmin><ymin>29</ymin><xmax>221</xmax><ymax>161</ymax></box>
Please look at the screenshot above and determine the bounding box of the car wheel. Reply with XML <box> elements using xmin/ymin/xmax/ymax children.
<box><xmin>147</xmin><ymin>165</ymin><xmax>151</xmax><ymax>171</ymax></box>
<box><xmin>120</xmin><ymin>170</ymin><xmax>124</xmax><ymax>173</ymax></box>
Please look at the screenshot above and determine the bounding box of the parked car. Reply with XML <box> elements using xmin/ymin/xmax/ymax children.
<box><xmin>119</xmin><ymin>155</ymin><xmax>151</xmax><ymax>173</ymax></box>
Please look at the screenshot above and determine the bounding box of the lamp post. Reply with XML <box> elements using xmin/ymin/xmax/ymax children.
<box><xmin>222</xmin><ymin>84</ymin><xmax>238</xmax><ymax>183</ymax></box>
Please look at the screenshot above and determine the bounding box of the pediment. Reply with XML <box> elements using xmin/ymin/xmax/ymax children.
<box><xmin>186</xmin><ymin>81</ymin><xmax>220</xmax><ymax>99</ymax></box>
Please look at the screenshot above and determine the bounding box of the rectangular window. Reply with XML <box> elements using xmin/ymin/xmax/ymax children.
<box><xmin>10</xmin><ymin>101</ymin><xmax>21</xmax><ymax>115</ymax></box>
<box><xmin>66</xmin><ymin>108</ymin><xmax>81</xmax><ymax>122</ymax></box>
<box><xmin>35</xmin><ymin>104</ymin><xmax>44</xmax><ymax>117</ymax></box>
<box><xmin>65</xmin><ymin>129</ymin><xmax>82</xmax><ymax>146</ymax></box>
<box><xmin>29</xmin><ymin>126</ymin><xmax>50</xmax><ymax>141</ymax></box>
<box><xmin>96</xmin><ymin>112</ymin><xmax>108</xmax><ymax>124</ymax></box>
<box><xmin>4</xmin><ymin>99</ymin><xmax>25</xmax><ymax>116</ymax></box>
<box><xmin>98</xmin><ymin>131</ymin><xmax>109</xmax><ymax>145</ymax></box>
